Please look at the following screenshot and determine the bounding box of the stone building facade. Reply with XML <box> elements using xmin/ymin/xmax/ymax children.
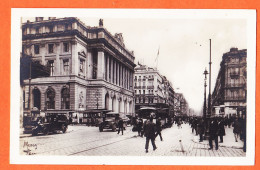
<box><xmin>21</xmin><ymin>17</ymin><xmax>135</xmax><ymax>123</ymax></box>
<box><xmin>134</xmin><ymin>64</ymin><xmax>174</xmax><ymax>116</ymax></box>
<box><xmin>212</xmin><ymin>48</ymin><xmax>247</xmax><ymax>117</ymax></box>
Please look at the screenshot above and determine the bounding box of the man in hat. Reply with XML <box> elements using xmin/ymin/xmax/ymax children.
<box><xmin>208</xmin><ymin>117</ymin><xmax>219</xmax><ymax>150</ymax></box>
<box><xmin>144</xmin><ymin>117</ymin><xmax>157</xmax><ymax>153</ymax></box>
<box><xmin>155</xmin><ymin>117</ymin><xmax>163</xmax><ymax>141</ymax></box>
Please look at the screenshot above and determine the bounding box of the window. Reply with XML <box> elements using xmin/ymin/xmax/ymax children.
<box><xmin>135</xmin><ymin>76</ymin><xmax>137</xmax><ymax>79</ymax></box>
<box><xmin>49</xmin><ymin>25</ymin><xmax>54</xmax><ymax>33</ymax></box>
<box><xmin>139</xmin><ymin>90</ymin><xmax>141</xmax><ymax>94</ymax></box>
<box><xmin>134</xmin><ymin>90</ymin><xmax>136</xmax><ymax>94</ymax></box>
<box><xmin>47</xmin><ymin>60</ymin><xmax>54</xmax><ymax>76</ymax></box>
<box><xmin>34</xmin><ymin>44</ymin><xmax>40</xmax><ymax>54</ymax></box>
<box><xmin>93</xmin><ymin>52</ymin><xmax>97</xmax><ymax>79</ymax></box>
<box><xmin>64</xmin><ymin>24</ymin><xmax>69</xmax><ymax>30</ymax></box>
<box><xmin>63</xmin><ymin>59</ymin><xmax>69</xmax><ymax>75</ymax></box>
<box><xmin>48</xmin><ymin>44</ymin><xmax>54</xmax><ymax>53</ymax></box>
<box><xmin>79</xmin><ymin>59</ymin><xmax>84</xmax><ymax>73</ymax></box>
<box><xmin>35</xmin><ymin>27</ymin><xmax>39</xmax><ymax>34</ymax></box>
<box><xmin>143</xmin><ymin>98</ymin><xmax>145</xmax><ymax>103</ymax></box>
<box><xmin>63</xmin><ymin>42</ymin><xmax>69</xmax><ymax>52</ymax></box>
<box><xmin>61</xmin><ymin>88</ymin><xmax>70</xmax><ymax>109</ymax></box>
<box><xmin>143</xmin><ymin>90</ymin><xmax>145</xmax><ymax>94</ymax></box>
<box><xmin>46</xmin><ymin>88</ymin><xmax>55</xmax><ymax>109</ymax></box>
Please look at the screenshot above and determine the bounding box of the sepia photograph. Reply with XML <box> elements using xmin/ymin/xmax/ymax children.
<box><xmin>10</xmin><ymin>9</ymin><xmax>256</xmax><ymax>165</ymax></box>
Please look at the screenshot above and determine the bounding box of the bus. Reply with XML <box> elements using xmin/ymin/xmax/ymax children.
<box><xmin>138</xmin><ymin>107</ymin><xmax>172</xmax><ymax>128</ymax></box>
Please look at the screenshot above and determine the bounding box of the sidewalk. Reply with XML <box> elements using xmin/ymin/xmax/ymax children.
<box><xmin>192</xmin><ymin>126</ymin><xmax>244</xmax><ymax>149</ymax></box>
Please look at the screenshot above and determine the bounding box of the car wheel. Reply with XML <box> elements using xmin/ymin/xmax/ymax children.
<box><xmin>112</xmin><ymin>125</ymin><xmax>116</xmax><ymax>132</ymax></box>
<box><xmin>32</xmin><ymin>130</ymin><xmax>38</xmax><ymax>136</ymax></box>
<box><xmin>43</xmin><ymin>127</ymin><xmax>49</xmax><ymax>135</ymax></box>
<box><xmin>62</xmin><ymin>125</ymin><xmax>67</xmax><ymax>133</ymax></box>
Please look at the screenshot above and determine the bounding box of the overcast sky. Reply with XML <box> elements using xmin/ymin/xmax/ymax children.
<box><xmin>79</xmin><ymin>17</ymin><xmax>247</xmax><ymax>114</ymax></box>
<box><xmin>22</xmin><ymin>15</ymin><xmax>247</xmax><ymax>114</ymax></box>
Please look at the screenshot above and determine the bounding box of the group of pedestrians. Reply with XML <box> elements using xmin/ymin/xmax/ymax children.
<box><xmin>189</xmin><ymin>115</ymin><xmax>246</xmax><ymax>152</ymax></box>
<box><xmin>133</xmin><ymin>116</ymin><xmax>163</xmax><ymax>153</ymax></box>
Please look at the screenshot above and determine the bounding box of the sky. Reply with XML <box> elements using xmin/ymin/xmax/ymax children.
<box><xmin>79</xmin><ymin>17</ymin><xmax>247</xmax><ymax>114</ymax></box>
<box><xmin>22</xmin><ymin>15</ymin><xmax>247</xmax><ymax>114</ymax></box>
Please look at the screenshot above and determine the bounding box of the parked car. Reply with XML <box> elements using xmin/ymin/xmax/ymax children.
<box><xmin>99</xmin><ymin>112</ymin><xmax>120</xmax><ymax>132</ymax></box>
<box><xmin>32</xmin><ymin>114</ymin><xmax>68</xmax><ymax>136</ymax></box>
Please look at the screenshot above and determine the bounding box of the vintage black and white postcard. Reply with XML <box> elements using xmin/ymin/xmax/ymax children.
<box><xmin>10</xmin><ymin>8</ymin><xmax>256</xmax><ymax>165</ymax></box>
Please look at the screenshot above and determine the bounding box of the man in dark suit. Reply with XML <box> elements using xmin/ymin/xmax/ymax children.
<box><xmin>117</xmin><ymin>118</ymin><xmax>124</xmax><ymax>135</ymax></box>
<box><xmin>144</xmin><ymin>117</ymin><xmax>157</xmax><ymax>153</ymax></box>
<box><xmin>209</xmin><ymin>117</ymin><xmax>219</xmax><ymax>150</ymax></box>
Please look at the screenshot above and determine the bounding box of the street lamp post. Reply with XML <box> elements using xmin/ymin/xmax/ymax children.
<box><xmin>208</xmin><ymin>39</ymin><xmax>212</xmax><ymax>117</ymax></box>
<box><xmin>203</xmin><ymin>68</ymin><xmax>208</xmax><ymax>119</ymax></box>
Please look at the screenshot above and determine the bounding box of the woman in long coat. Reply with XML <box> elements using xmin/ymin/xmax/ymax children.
<box><xmin>233</xmin><ymin>118</ymin><xmax>241</xmax><ymax>142</ymax></box>
<box><xmin>218</xmin><ymin>118</ymin><xmax>226</xmax><ymax>143</ymax></box>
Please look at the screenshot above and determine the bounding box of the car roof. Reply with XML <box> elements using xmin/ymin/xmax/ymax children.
<box><xmin>106</xmin><ymin>112</ymin><xmax>119</xmax><ymax>115</ymax></box>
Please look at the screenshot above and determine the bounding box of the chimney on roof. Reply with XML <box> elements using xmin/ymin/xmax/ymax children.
<box><xmin>99</xmin><ymin>19</ymin><xmax>103</xmax><ymax>27</ymax></box>
<box><xmin>35</xmin><ymin>17</ymin><xmax>44</xmax><ymax>22</ymax></box>
<box><xmin>230</xmin><ymin>47</ymin><xmax>238</xmax><ymax>52</ymax></box>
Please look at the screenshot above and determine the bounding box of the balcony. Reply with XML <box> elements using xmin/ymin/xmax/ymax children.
<box><xmin>134</xmin><ymin>86</ymin><xmax>141</xmax><ymax>89</ymax></box>
<box><xmin>225</xmin><ymin>83</ymin><xmax>246</xmax><ymax>88</ymax></box>
<box><xmin>147</xmin><ymin>85</ymin><xmax>154</xmax><ymax>89</ymax></box>
<box><xmin>224</xmin><ymin>96</ymin><xmax>246</xmax><ymax>101</ymax></box>
<box><xmin>230</xmin><ymin>72</ymin><xmax>239</xmax><ymax>78</ymax></box>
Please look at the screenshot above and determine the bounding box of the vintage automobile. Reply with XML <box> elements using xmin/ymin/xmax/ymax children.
<box><xmin>32</xmin><ymin>114</ymin><xmax>68</xmax><ymax>136</ymax></box>
<box><xmin>99</xmin><ymin>112</ymin><xmax>120</xmax><ymax>132</ymax></box>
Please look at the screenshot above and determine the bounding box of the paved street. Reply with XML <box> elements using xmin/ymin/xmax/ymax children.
<box><xmin>20</xmin><ymin>124</ymin><xmax>245</xmax><ymax>157</ymax></box>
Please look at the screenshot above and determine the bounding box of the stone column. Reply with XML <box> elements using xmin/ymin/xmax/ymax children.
<box><xmin>55</xmin><ymin>42</ymin><xmax>61</xmax><ymax>76</ymax></box>
<box><xmin>87</xmin><ymin>50</ymin><xmax>93</xmax><ymax>79</ymax></box>
<box><xmin>117</xmin><ymin>62</ymin><xmax>120</xmax><ymax>86</ymax></box>
<box><xmin>106</xmin><ymin>55</ymin><xmax>110</xmax><ymax>81</ymax></box>
<box><xmin>119</xmin><ymin>63</ymin><xmax>121</xmax><ymax>86</ymax></box>
<box><xmin>71</xmin><ymin>40</ymin><xmax>78</xmax><ymax>75</ymax></box>
<box><xmin>111</xmin><ymin>58</ymin><xmax>114</xmax><ymax>83</ymax></box>
<box><xmin>114</xmin><ymin>60</ymin><xmax>117</xmax><ymax>84</ymax></box>
<box><xmin>97</xmin><ymin>50</ymin><xmax>105</xmax><ymax>79</ymax></box>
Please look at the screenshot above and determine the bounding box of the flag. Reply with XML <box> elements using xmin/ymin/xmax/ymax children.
<box><xmin>155</xmin><ymin>47</ymin><xmax>160</xmax><ymax>62</ymax></box>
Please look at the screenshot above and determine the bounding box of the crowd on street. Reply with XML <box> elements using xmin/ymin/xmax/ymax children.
<box><xmin>119</xmin><ymin>115</ymin><xmax>247</xmax><ymax>153</ymax></box>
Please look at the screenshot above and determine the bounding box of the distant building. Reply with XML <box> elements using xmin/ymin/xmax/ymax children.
<box><xmin>134</xmin><ymin>64</ymin><xmax>174</xmax><ymax>116</ymax></box>
<box><xmin>212</xmin><ymin>48</ymin><xmax>247</xmax><ymax>117</ymax></box>
<box><xmin>21</xmin><ymin>17</ymin><xmax>136</xmax><ymax>123</ymax></box>
<box><xmin>174</xmin><ymin>93</ymin><xmax>188</xmax><ymax>116</ymax></box>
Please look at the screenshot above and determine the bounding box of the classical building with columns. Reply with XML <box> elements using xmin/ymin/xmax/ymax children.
<box><xmin>21</xmin><ymin>17</ymin><xmax>135</xmax><ymax>123</ymax></box>
<box><xmin>211</xmin><ymin>48</ymin><xmax>247</xmax><ymax>117</ymax></box>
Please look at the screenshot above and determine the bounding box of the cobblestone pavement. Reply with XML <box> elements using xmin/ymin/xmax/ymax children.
<box><xmin>20</xmin><ymin>124</ymin><xmax>246</xmax><ymax>157</ymax></box>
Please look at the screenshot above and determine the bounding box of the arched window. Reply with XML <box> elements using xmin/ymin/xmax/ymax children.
<box><xmin>105</xmin><ymin>93</ymin><xmax>109</xmax><ymax>110</ymax></box>
<box><xmin>46</xmin><ymin>88</ymin><xmax>55</xmax><ymax>109</ymax></box>
<box><xmin>61</xmin><ymin>87</ymin><xmax>70</xmax><ymax>109</ymax></box>
<box><xmin>112</xmin><ymin>96</ymin><xmax>116</xmax><ymax>112</ymax></box>
<box><xmin>33</xmin><ymin>88</ymin><xmax>41</xmax><ymax>110</ymax></box>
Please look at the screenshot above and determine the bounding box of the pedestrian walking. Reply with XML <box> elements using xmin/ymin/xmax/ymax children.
<box><xmin>218</xmin><ymin>118</ymin><xmax>226</xmax><ymax>143</ymax></box>
<box><xmin>144</xmin><ymin>117</ymin><xmax>157</xmax><ymax>153</ymax></box>
<box><xmin>233</xmin><ymin>117</ymin><xmax>241</xmax><ymax>142</ymax></box>
<box><xmin>117</xmin><ymin>118</ymin><xmax>124</xmax><ymax>135</ymax></box>
<box><xmin>155</xmin><ymin>117</ymin><xmax>163</xmax><ymax>141</ymax></box>
<box><xmin>208</xmin><ymin>118</ymin><xmax>219</xmax><ymax>150</ymax></box>
<box><xmin>241</xmin><ymin>114</ymin><xmax>246</xmax><ymax>152</ymax></box>
<box><xmin>197</xmin><ymin>118</ymin><xmax>205</xmax><ymax>142</ymax></box>
<box><xmin>137</xmin><ymin>117</ymin><xmax>143</xmax><ymax>137</ymax></box>
<box><xmin>177</xmin><ymin>118</ymin><xmax>182</xmax><ymax>129</ymax></box>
